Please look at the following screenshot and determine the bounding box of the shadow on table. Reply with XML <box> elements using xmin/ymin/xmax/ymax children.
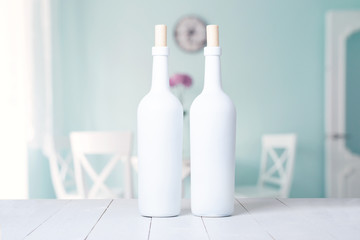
<box><xmin>180</xmin><ymin>200</ymin><xmax>245</xmax><ymax>217</ymax></box>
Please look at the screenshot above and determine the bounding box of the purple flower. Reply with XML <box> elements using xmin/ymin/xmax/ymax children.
<box><xmin>169</xmin><ymin>74</ymin><xmax>193</xmax><ymax>88</ymax></box>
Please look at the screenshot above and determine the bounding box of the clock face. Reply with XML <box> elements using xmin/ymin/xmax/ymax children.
<box><xmin>174</xmin><ymin>16</ymin><xmax>206</xmax><ymax>52</ymax></box>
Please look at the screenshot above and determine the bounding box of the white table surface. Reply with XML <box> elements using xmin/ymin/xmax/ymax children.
<box><xmin>0</xmin><ymin>198</ymin><xmax>359</xmax><ymax>240</ymax></box>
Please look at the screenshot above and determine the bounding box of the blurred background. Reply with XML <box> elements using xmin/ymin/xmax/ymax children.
<box><xmin>1</xmin><ymin>0</ymin><xmax>360</xmax><ymax>199</ymax></box>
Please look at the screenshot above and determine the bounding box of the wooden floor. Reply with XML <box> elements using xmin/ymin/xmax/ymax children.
<box><xmin>0</xmin><ymin>198</ymin><xmax>360</xmax><ymax>240</ymax></box>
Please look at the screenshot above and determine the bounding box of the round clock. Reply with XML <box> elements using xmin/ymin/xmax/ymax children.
<box><xmin>174</xmin><ymin>16</ymin><xmax>206</xmax><ymax>52</ymax></box>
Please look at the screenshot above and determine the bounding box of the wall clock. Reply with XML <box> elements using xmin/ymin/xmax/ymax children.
<box><xmin>174</xmin><ymin>16</ymin><xmax>206</xmax><ymax>52</ymax></box>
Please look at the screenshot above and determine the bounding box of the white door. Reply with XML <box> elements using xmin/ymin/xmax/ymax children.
<box><xmin>326</xmin><ymin>11</ymin><xmax>360</xmax><ymax>197</ymax></box>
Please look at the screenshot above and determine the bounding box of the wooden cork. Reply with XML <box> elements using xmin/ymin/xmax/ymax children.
<box><xmin>155</xmin><ymin>24</ymin><xmax>167</xmax><ymax>47</ymax></box>
<box><xmin>206</xmin><ymin>25</ymin><xmax>219</xmax><ymax>47</ymax></box>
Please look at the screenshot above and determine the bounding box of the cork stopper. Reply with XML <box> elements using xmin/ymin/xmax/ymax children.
<box><xmin>155</xmin><ymin>24</ymin><xmax>167</xmax><ymax>47</ymax></box>
<box><xmin>206</xmin><ymin>25</ymin><xmax>219</xmax><ymax>47</ymax></box>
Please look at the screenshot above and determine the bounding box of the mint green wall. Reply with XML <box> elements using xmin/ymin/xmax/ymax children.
<box><xmin>30</xmin><ymin>0</ymin><xmax>360</xmax><ymax>198</ymax></box>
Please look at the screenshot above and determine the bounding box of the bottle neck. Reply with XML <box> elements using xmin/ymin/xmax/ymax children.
<box><xmin>151</xmin><ymin>47</ymin><xmax>169</xmax><ymax>91</ymax></box>
<box><xmin>203</xmin><ymin>47</ymin><xmax>222</xmax><ymax>92</ymax></box>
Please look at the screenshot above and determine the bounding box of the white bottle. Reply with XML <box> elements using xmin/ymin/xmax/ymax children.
<box><xmin>138</xmin><ymin>25</ymin><xmax>183</xmax><ymax>217</ymax></box>
<box><xmin>190</xmin><ymin>25</ymin><xmax>236</xmax><ymax>217</ymax></box>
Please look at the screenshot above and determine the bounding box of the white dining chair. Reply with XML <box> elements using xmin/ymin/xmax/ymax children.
<box><xmin>44</xmin><ymin>136</ymin><xmax>80</xmax><ymax>199</ymax></box>
<box><xmin>70</xmin><ymin>131</ymin><xmax>133</xmax><ymax>199</ymax></box>
<box><xmin>236</xmin><ymin>134</ymin><xmax>297</xmax><ymax>198</ymax></box>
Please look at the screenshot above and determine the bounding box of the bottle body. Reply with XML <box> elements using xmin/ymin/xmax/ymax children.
<box><xmin>190</xmin><ymin>47</ymin><xmax>236</xmax><ymax>217</ymax></box>
<box><xmin>138</xmin><ymin>47</ymin><xmax>183</xmax><ymax>217</ymax></box>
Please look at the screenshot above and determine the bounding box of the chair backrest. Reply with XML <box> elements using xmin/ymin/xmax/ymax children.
<box><xmin>44</xmin><ymin>136</ymin><xmax>79</xmax><ymax>199</ymax></box>
<box><xmin>70</xmin><ymin>131</ymin><xmax>133</xmax><ymax>199</ymax></box>
<box><xmin>258</xmin><ymin>134</ymin><xmax>297</xmax><ymax>197</ymax></box>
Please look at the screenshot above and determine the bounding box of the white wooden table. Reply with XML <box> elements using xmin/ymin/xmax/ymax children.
<box><xmin>1</xmin><ymin>198</ymin><xmax>359</xmax><ymax>240</ymax></box>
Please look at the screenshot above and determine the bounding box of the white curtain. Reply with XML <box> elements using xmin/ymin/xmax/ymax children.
<box><xmin>29</xmin><ymin>0</ymin><xmax>59</xmax><ymax>198</ymax></box>
<box><xmin>0</xmin><ymin>0</ymin><xmax>35</xmax><ymax>199</ymax></box>
<box><xmin>0</xmin><ymin>0</ymin><xmax>56</xmax><ymax>199</ymax></box>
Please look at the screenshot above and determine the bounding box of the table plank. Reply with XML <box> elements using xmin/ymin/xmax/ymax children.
<box><xmin>279</xmin><ymin>198</ymin><xmax>360</xmax><ymax>240</ymax></box>
<box><xmin>202</xmin><ymin>199</ymin><xmax>273</xmax><ymax>240</ymax></box>
<box><xmin>237</xmin><ymin>198</ymin><xmax>335</xmax><ymax>240</ymax></box>
<box><xmin>0</xmin><ymin>200</ymin><xmax>69</xmax><ymax>240</ymax></box>
<box><xmin>149</xmin><ymin>200</ymin><xmax>209</xmax><ymax>240</ymax></box>
<box><xmin>24</xmin><ymin>200</ymin><xmax>111</xmax><ymax>240</ymax></box>
<box><xmin>87</xmin><ymin>199</ymin><xmax>151</xmax><ymax>240</ymax></box>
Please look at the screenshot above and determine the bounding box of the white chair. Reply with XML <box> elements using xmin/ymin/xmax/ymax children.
<box><xmin>236</xmin><ymin>134</ymin><xmax>297</xmax><ymax>198</ymax></box>
<box><xmin>44</xmin><ymin>136</ymin><xmax>80</xmax><ymax>199</ymax></box>
<box><xmin>70</xmin><ymin>131</ymin><xmax>133</xmax><ymax>199</ymax></box>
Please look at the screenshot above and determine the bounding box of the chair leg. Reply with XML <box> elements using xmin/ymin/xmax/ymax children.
<box><xmin>124</xmin><ymin>157</ymin><xmax>133</xmax><ymax>199</ymax></box>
